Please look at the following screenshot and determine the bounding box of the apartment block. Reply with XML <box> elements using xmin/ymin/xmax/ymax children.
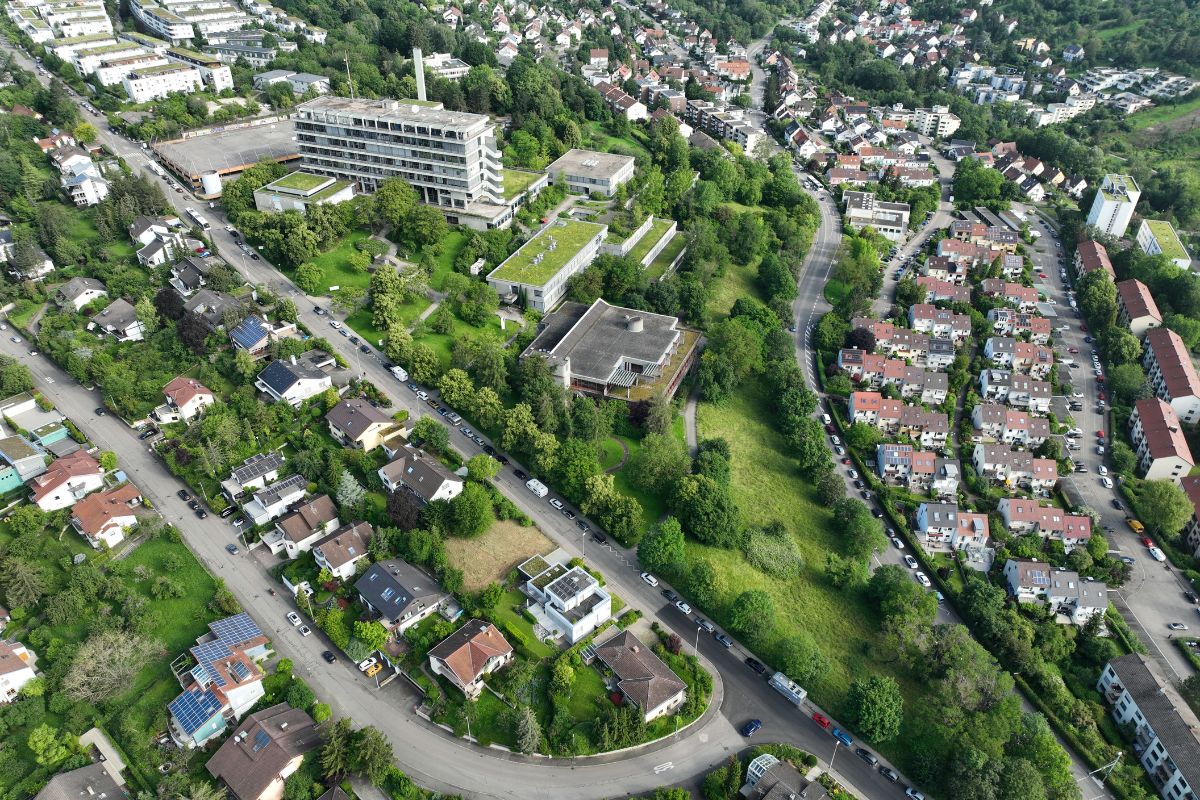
<box><xmin>1116</xmin><ymin>279</ymin><xmax>1162</xmax><ymax>338</ymax></box>
<box><xmin>843</xmin><ymin>190</ymin><xmax>910</xmax><ymax>241</ymax></box>
<box><xmin>1136</xmin><ymin>219</ymin><xmax>1192</xmax><ymax>269</ymax></box>
<box><xmin>1130</xmin><ymin>398</ymin><xmax>1194</xmax><ymax>483</ymax></box>
<box><xmin>1073</xmin><ymin>239</ymin><xmax>1115</xmax><ymax>279</ymax></box>
<box><xmin>912</xmin><ymin>105</ymin><xmax>960</xmax><ymax>138</ymax></box>
<box><xmin>1143</xmin><ymin>328</ymin><xmax>1200</xmax><ymax>425</ymax></box>
<box><xmin>1085</xmin><ymin>174</ymin><xmax>1140</xmax><ymax>238</ymax></box>
<box><xmin>122</xmin><ymin>63</ymin><xmax>203</xmax><ymax>102</ymax></box>
<box><xmin>295</xmin><ymin>96</ymin><xmax>510</xmax><ymax>230</ymax></box>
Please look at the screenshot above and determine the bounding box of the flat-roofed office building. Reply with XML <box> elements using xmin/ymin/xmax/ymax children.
<box><xmin>295</xmin><ymin>95</ymin><xmax>510</xmax><ymax>229</ymax></box>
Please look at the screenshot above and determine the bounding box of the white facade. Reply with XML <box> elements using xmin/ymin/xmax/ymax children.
<box><xmin>912</xmin><ymin>105</ymin><xmax>960</xmax><ymax>137</ymax></box>
<box><xmin>486</xmin><ymin>220</ymin><xmax>607</xmax><ymax>312</ymax></box>
<box><xmin>1136</xmin><ymin>219</ymin><xmax>1192</xmax><ymax>269</ymax></box>
<box><xmin>1085</xmin><ymin>174</ymin><xmax>1140</xmax><ymax>238</ymax></box>
<box><xmin>0</xmin><ymin>642</ymin><xmax>36</xmax><ymax>703</ymax></box>
<box><xmin>122</xmin><ymin>64</ymin><xmax>203</xmax><ymax>102</ymax></box>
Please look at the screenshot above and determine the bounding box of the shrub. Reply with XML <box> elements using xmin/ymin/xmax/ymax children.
<box><xmin>742</xmin><ymin>530</ymin><xmax>803</xmax><ymax>579</ymax></box>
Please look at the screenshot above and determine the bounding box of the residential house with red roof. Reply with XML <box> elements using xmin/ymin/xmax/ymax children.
<box><xmin>30</xmin><ymin>450</ymin><xmax>104</xmax><ymax>511</ymax></box>
<box><xmin>428</xmin><ymin>619</ymin><xmax>513</xmax><ymax>699</ymax></box>
<box><xmin>998</xmin><ymin>498</ymin><xmax>1092</xmax><ymax>552</ymax></box>
<box><xmin>1116</xmin><ymin>279</ymin><xmax>1162</xmax><ymax>338</ymax></box>
<box><xmin>70</xmin><ymin>483</ymin><xmax>142</xmax><ymax>549</ymax></box>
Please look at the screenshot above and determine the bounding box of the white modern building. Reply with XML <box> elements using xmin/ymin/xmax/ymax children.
<box><xmin>486</xmin><ymin>219</ymin><xmax>607</xmax><ymax>312</ymax></box>
<box><xmin>912</xmin><ymin>105</ymin><xmax>960</xmax><ymax>138</ymax></box>
<box><xmin>546</xmin><ymin>149</ymin><xmax>636</xmax><ymax>197</ymax></box>
<box><xmin>843</xmin><ymin>191</ymin><xmax>910</xmax><ymax>241</ymax></box>
<box><xmin>295</xmin><ymin>96</ymin><xmax>510</xmax><ymax>230</ymax></box>
<box><xmin>520</xmin><ymin>560</ymin><xmax>611</xmax><ymax>644</ymax></box>
<box><xmin>1085</xmin><ymin>174</ymin><xmax>1141</xmax><ymax>238</ymax></box>
<box><xmin>1136</xmin><ymin>219</ymin><xmax>1192</xmax><ymax>269</ymax></box>
<box><xmin>122</xmin><ymin>63</ymin><xmax>203</xmax><ymax>102</ymax></box>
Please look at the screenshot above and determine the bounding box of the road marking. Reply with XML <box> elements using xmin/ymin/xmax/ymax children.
<box><xmin>653</xmin><ymin>762</ymin><xmax>674</xmax><ymax>774</ymax></box>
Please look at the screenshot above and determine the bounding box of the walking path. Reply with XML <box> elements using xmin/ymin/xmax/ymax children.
<box><xmin>683</xmin><ymin>382</ymin><xmax>700</xmax><ymax>457</ymax></box>
<box><xmin>602</xmin><ymin>437</ymin><xmax>629</xmax><ymax>473</ymax></box>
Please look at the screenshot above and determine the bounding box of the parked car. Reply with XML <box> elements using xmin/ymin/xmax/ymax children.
<box><xmin>697</xmin><ymin>618</ymin><xmax>716</xmax><ymax>633</ymax></box>
<box><xmin>811</xmin><ymin>712</ymin><xmax>831</xmax><ymax>729</ymax></box>
<box><xmin>195</xmin><ymin>508</ymin><xmax>208</xmax><ymax>519</ymax></box>
<box><xmin>905</xmin><ymin>789</ymin><xmax>926</xmax><ymax>800</ymax></box>
<box><xmin>1111</xmin><ymin>499</ymin><xmax>1123</xmax><ymax>510</ymax></box>
<box><xmin>640</xmin><ymin>572</ymin><xmax>659</xmax><ymax>587</ymax></box>
<box><xmin>177</xmin><ymin>489</ymin><xmax>190</xmax><ymax>501</ymax></box>
<box><xmin>832</xmin><ymin>728</ymin><xmax>853</xmax><ymax>747</ymax></box>
<box><xmin>715</xmin><ymin>633</ymin><xmax>734</xmax><ymax>648</ymax></box>
<box><xmin>549</xmin><ymin>498</ymin><xmax>564</xmax><ymax>510</ymax></box>
<box><xmin>744</xmin><ymin>657</ymin><xmax>767</xmax><ymax>675</ymax></box>
<box><xmin>1168</xmin><ymin>622</ymin><xmax>1188</xmax><ymax>631</ymax></box>
<box><xmin>891</xmin><ymin>536</ymin><xmax>904</xmax><ymax>549</ymax></box>
<box><xmin>904</xmin><ymin>555</ymin><xmax>918</xmax><ymax>569</ymax></box>
<box><xmin>915</xmin><ymin>571</ymin><xmax>932</xmax><ymax>588</ymax></box>
<box><xmin>357</xmin><ymin>657</ymin><xmax>378</xmax><ymax>672</ymax></box>
<box><xmin>298</xmin><ymin>625</ymin><xmax>312</xmax><ymax>637</ymax></box>
<box><xmin>322</xmin><ymin>651</ymin><xmax>337</xmax><ymax>664</ymax></box>
<box><xmin>1101</xmin><ymin>476</ymin><xmax>1114</xmax><ymax>489</ymax></box>
<box><xmin>287</xmin><ymin>612</ymin><xmax>301</xmax><ymax>626</ymax></box>
<box><xmin>1149</xmin><ymin>547</ymin><xmax>1167</xmax><ymax>563</ymax></box>
<box><xmin>879</xmin><ymin>767</ymin><xmax>899</xmax><ymax>783</ymax></box>
<box><xmin>674</xmin><ymin>600</ymin><xmax>692</xmax><ymax>615</ymax></box>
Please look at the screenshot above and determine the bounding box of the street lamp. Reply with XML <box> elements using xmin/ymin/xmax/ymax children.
<box><xmin>694</xmin><ymin>623</ymin><xmax>701</xmax><ymax>655</ymax></box>
<box><xmin>830</xmin><ymin>740</ymin><xmax>841</xmax><ymax>771</ymax></box>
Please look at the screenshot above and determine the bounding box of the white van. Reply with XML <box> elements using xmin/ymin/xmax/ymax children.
<box><xmin>390</xmin><ymin>365</ymin><xmax>408</xmax><ymax>381</ymax></box>
<box><xmin>526</xmin><ymin>478</ymin><xmax>549</xmax><ymax>498</ymax></box>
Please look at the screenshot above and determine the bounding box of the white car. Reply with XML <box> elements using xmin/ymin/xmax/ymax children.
<box><xmin>1149</xmin><ymin>547</ymin><xmax>1167</xmax><ymax>563</ymax></box>
<box><xmin>549</xmin><ymin>498</ymin><xmax>564</xmax><ymax>510</ymax></box>
<box><xmin>903</xmin><ymin>555</ymin><xmax>918</xmax><ymax>569</ymax></box>
<box><xmin>915</xmin><ymin>571</ymin><xmax>932</xmax><ymax>588</ymax></box>
<box><xmin>1097</xmin><ymin>445</ymin><xmax>1106</xmax><ymax>455</ymax></box>
<box><xmin>1101</xmin><ymin>476</ymin><xmax>1114</xmax><ymax>489</ymax></box>
<box><xmin>357</xmin><ymin>657</ymin><xmax>378</xmax><ymax>672</ymax></box>
<box><xmin>640</xmin><ymin>572</ymin><xmax>659</xmax><ymax>587</ymax></box>
<box><xmin>848</xmin><ymin>469</ymin><xmax>859</xmax><ymax>480</ymax></box>
<box><xmin>287</xmin><ymin>612</ymin><xmax>301</xmax><ymax>626</ymax></box>
<box><xmin>329</xmin><ymin>320</ymin><xmax>342</xmax><ymax>329</ymax></box>
<box><xmin>891</xmin><ymin>536</ymin><xmax>904</xmax><ymax>549</ymax></box>
<box><xmin>821</xmin><ymin>414</ymin><xmax>831</xmax><ymax>425</ymax></box>
<box><xmin>1098</xmin><ymin>465</ymin><xmax>1108</xmax><ymax>476</ymax></box>
<box><xmin>830</xmin><ymin>435</ymin><xmax>841</xmax><ymax>446</ymax></box>
<box><xmin>299</xmin><ymin>625</ymin><xmax>313</xmax><ymax>637</ymax></box>
<box><xmin>674</xmin><ymin>600</ymin><xmax>692</xmax><ymax>615</ymax></box>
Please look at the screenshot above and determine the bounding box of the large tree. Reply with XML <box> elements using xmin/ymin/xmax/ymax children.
<box><xmin>63</xmin><ymin>630</ymin><xmax>159</xmax><ymax>702</ymax></box>
<box><xmin>847</xmin><ymin>675</ymin><xmax>903</xmax><ymax>740</ymax></box>
<box><xmin>1135</xmin><ymin>480</ymin><xmax>1193</xmax><ymax>535</ymax></box>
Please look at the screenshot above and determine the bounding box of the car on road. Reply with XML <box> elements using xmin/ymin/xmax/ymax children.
<box><xmin>576</xmin><ymin>519</ymin><xmax>589</xmax><ymax>532</ymax></box>
<box><xmin>195</xmin><ymin>508</ymin><xmax>208</xmax><ymax>519</ymax></box>
<box><xmin>915</xmin><ymin>571</ymin><xmax>932</xmax><ymax>588</ymax></box>
<box><xmin>853</xmin><ymin>480</ymin><xmax>865</xmax><ymax>490</ymax></box>
<box><xmin>832</xmin><ymin>728</ymin><xmax>853</xmax><ymax>747</ymax></box>
<box><xmin>1068</xmin><ymin>347</ymin><xmax>1079</xmax><ymax>354</ymax></box>
<box><xmin>697</xmin><ymin>618</ymin><xmax>716</xmax><ymax>633</ymax></box>
<box><xmin>891</xmin><ymin>536</ymin><xmax>904</xmax><ymax>549</ymax></box>
<box><xmin>225</xmin><ymin>543</ymin><xmax>239</xmax><ymax>554</ymax></box>
<box><xmin>744</xmin><ymin>657</ymin><xmax>767</xmax><ymax>675</ymax></box>
<box><xmin>715</xmin><ymin>633</ymin><xmax>734</xmax><ymax>648</ymax></box>
<box><xmin>1112</xmin><ymin>499</ymin><xmax>1123</xmax><ymax>510</ymax></box>
<box><xmin>640</xmin><ymin>572</ymin><xmax>659</xmax><ymax>587</ymax></box>
<box><xmin>1101</xmin><ymin>476</ymin><xmax>1114</xmax><ymax>489</ymax></box>
<box><xmin>675</xmin><ymin>600</ymin><xmax>692</xmax><ymax>615</ymax></box>
<box><xmin>848</xmin><ymin>469</ymin><xmax>859</xmax><ymax>480</ymax></box>
<box><xmin>811</xmin><ymin>712</ymin><xmax>831</xmax><ymax>729</ymax></box>
<box><xmin>220</xmin><ymin>506</ymin><xmax>235</xmax><ymax>518</ymax></box>
<box><xmin>591</xmin><ymin>531</ymin><xmax>607</xmax><ymax>544</ymax></box>
<box><xmin>740</xmin><ymin>719</ymin><xmax>762</xmax><ymax>737</ymax></box>
<box><xmin>1186</xmin><ymin>592</ymin><xmax>1198</xmax><ymax>604</ymax></box>
<box><xmin>287</xmin><ymin>612</ymin><xmax>301</xmax><ymax>626</ymax></box>
<box><xmin>1168</xmin><ymin>622</ymin><xmax>1188</xmax><ymax>631</ymax></box>
<box><xmin>879</xmin><ymin>766</ymin><xmax>899</xmax><ymax>783</ymax></box>
<box><xmin>906</xmin><ymin>789</ymin><xmax>926</xmax><ymax>800</ymax></box>
<box><xmin>514</xmin><ymin>469</ymin><xmax>528</xmax><ymax>481</ymax></box>
<box><xmin>232</xmin><ymin>517</ymin><xmax>246</xmax><ymax>528</ymax></box>
<box><xmin>549</xmin><ymin>498</ymin><xmax>564</xmax><ymax>510</ymax></box>
<box><xmin>860</xmin><ymin>490</ymin><xmax>871</xmax><ymax>500</ymax></box>
<box><xmin>322</xmin><ymin>651</ymin><xmax>337</xmax><ymax>664</ymax></box>
<box><xmin>298</xmin><ymin>625</ymin><xmax>312</xmax><ymax>637</ymax></box>
<box><xmin>661</xmin><ymin>589</ymin><xmax>678</xmax><ymax>602</ymax></box>
<box><xmin>95</xmin><ymin>406</ymin><xmax>106</xmax><ymax>415</ymax></box>
<box><xmin>1120</xmin><ymin>556</ymin><xmax>1136</xmax><ymax>565</ymax></box>
<box><xmin>177</xmin><ymin>489</ymin><xmax>190</xmax><ymax>501</ymax></box>
<box><xmin>904</xmin><ymin>555</ymin><xmax>918</xmax><ymax>569</ymax></box>
<box><xmin>830</xmin><ymin>435</ymin><xmax>841</xmax><ymax>446</ymax></box>
<box><xmin>1149</xmin><ymin>547</ymin><xmax>1167</xmax><ymax>563</ymax></box>
<box><xmin>188</xmin><ymin>500</ymin><xmax>199</xmax><ymax>510</ymax></box>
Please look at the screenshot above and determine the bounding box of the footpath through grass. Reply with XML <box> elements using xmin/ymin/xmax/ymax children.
<box><xmin>308</xmin><ymin>228</ymin><xmax>372</xmax><ymax>292</ymax></box>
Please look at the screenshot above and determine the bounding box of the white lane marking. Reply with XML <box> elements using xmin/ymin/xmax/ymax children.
<box><xmin>653</xmin><ymin>762</ymin><xmax>674</xmax><ymax>774</ymax></box>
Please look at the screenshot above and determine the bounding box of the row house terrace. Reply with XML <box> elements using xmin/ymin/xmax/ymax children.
<box><xmin>916</xmin><ymin>276</ymin><xmax>970</xmax><ymax>304</ymax></box>
<box><xmin>986</xmin><ymin>308</ymin><xmax>1052</xmax><ymax>343</ymax></box>
<box><xmin>838</xmin><ymin>350</ymin><xmax>949</xmax><ymax>404</ymax></box>
<box><xmin>914</xmin><ymin>502</ymin><xmax>992</xmax><ymax>568</ymax></box>
<box><xmin>973</xmin><ymin>444</ymin><xmax>1058</xmax><ymax>494</ymax></box>
<box><xmin>908</xmin><ymin>304</ymin><xmax>971</xmax><ymax>343</ymax></box>
<box><xmin>979</xmin><ymin>370</ymin><xmax>1052</xmax><ymax>413</ymax></box>
<box><xmin>980</xmin><ymin>279</ymin><xmax>1039</xmax><ymax>312</ymax></box>
<box><xmin>922</xmin><ymin>255</ymin><xmax>969</xmax><ymax>285</ymax></box>
<box><xmin>982</xmin><ymin>338</ymin><xmax>1055</xmax><ymax>378</ymax></box>
<box><xmin>849</xmin><ymin>392</ymin><xmax>950</xmax><ymax>448</ymax></box>
<box><xmin>875</xmin><ymin>444</ymin><xmax>959</xmax><ymax>497</ymax></box>
<box><xmin>999</xmin><ymin>498</ymin><xmax>1092</xmax><ymax>552</ymax></box>
<box><xmin>971</xmin><ymin>403</ymin><xmax>1051</xmax><ymax>446</ymax></box>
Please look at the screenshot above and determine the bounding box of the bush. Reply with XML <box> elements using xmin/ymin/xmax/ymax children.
<box><xmin>742</xmin><ymin>530</ymin><xmax>803</xmax><ymax>579</ymax></box>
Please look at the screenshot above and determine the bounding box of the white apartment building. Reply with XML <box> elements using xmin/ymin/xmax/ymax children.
<box><xmin>295</xmin><ymin>96</ymin><xmax>509</xmax><ymax>229</ymax></box>
<box><xmin>73</xmin><ymin>41</ymin><xmax>144</xmax><ymax>75</ymax></box>
<box><xmin>1098</xmin><ymin>654</ymin><xmax>1200</xmax><ymax>800</ymax></box>
<box><xmin>1085</xmin><ymin>174</ymin><xmax>1141</xmax><ymax>238</ymax></box>
<box><xmin>1143</xmin><ymin>328</ymin><xmax>1200</xmax><ymax>425</ymax></box>
<box><xmin>164</xmin><ymin>46</ymin><xmax>234</xmax><ymax>91</ymax></box>
<box><xmin>95</xmin><ymin>53</ymin><xmax>171</xmax><ymax>86</ymax></box>
<box><xmin>128</xmin><ymin>0</ymin><xmax>195</xmax><ymax>42</ymax></box>
<box><xmin>912</xmin><ymin>105</ymin><xmax>960</xmax><ymax>138</ymax></box>
<box><xmin>1137</xmin><ymin>219</ymin><xmax>1192</xmax><ymax>269</ymax></box>
<box><xmin>122</xmin><ymin>63</ymin><xmax>203</xmax><ymax>102</ymax></box>
<box><xmin>1130</xmin><ymin>397</ymin><xmax>1194</xmax><ymax>483</ymax></box>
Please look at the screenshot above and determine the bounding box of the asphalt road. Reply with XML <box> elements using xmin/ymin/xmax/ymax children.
<box><xmin>1018</xmin><ymin>208</ymin><xmax>1193</xmax><ymax>681</ymax></box>
<box><xmin>0</xmin><ymin>38</ymin><xmax>923</xmax><ymax>800</ymax></box>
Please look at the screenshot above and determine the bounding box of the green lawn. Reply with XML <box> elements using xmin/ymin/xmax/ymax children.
<box><xmin>597</xmin><ymin>438</ymin><xmax>625</xmax><ymax>471</ymax></box>
<box><xmin>823</xmin><ymin>279</ymin><xmax>850</xmax><ymax>306</ymax></box>
<box><xmin>584</xmin><ymin>122</ymin><xmax>651</xmax><ymax>161</ymax></box>
<box><xmin>417</xmin><ymin>312</ymin><xmax>508</xmax><ymax>369</ymax></box>
<box><xmin>1129</xmin><ymin>95</ymin><xmax>1200</xmax><ymax>130</ymax></box>
<box><xmin>8</xmin><ymin>299</ymin><xmax>41</xmax><ymax>330</ymax></box>
<box><xmin>502</xmin><ymin>169</ymin><xmax>542</xmax><ymax>200</ymax></box>
<box><xmin>431</xmin><ymin>230</ymin><xmax>468</xmax><ymax>291</ymax></box>
<box><xmin>608</xmin><ymin>434</ymin><xmax>666</xmax><ymax>532</ymax></box>
<box><xmin>564</xmin><ymin>664</ymin><xmax>608</xmax><ymax>723</ymax></box>
<box><xmin>491</xmin><ymin>590</ymin><xmax>557</xmax><ymax>659</ymax></box>
<box><xmin>308</xmin><ymin>228</ymin><xmax>373</xmax><ymax>292</ymax></box>
<box><xmin>344</xmin><ymin>294</ymin><xmax>431</xmax><ymax>346</ymax></box>
<box><xmin>706</xmin><ymin>260</ymin><xmax>759</xmax><ymax>324</ymax></box>
<box><xmin>644</xmin><ymin>232</ymin><xmax>686</xmax><ymax>282</ymax></box>
<box><xmin>489</xmin><ymin>220</ymin><xmax>606</xmax><ymax>286</ymax></box>
<box><xmin>1096</xmin><ymin>20</ymin><xmax>1145</xmax><ymax>39</ymax></box>
<box><xmin>627</xmin><ymin>219</ymin><xmax>675</xmax><ymax>266</ymax></box>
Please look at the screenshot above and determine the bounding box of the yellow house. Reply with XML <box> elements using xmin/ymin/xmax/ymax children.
<box><xmin>326</xmin><ymin>398</ymin><xmax>406</xmax><ymax>453</ymax></box>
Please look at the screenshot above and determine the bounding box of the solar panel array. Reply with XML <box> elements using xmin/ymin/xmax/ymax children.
<box><xmin>252</xmin><ymin>728</ymin><xmax>271</xmax><ymax>752</ymax></box>
<box><xmin>233</xmin><ymin>452</ymin><xmax>286</xmax><ymax>484</ymax></box>
<box><xmin>209</xmin><ymin>613</ymin><xmax>263</xmax><ymax>646</ymax></box>
<box><xmin>192</xmin><ymin>640</ymin><xmax>234</xmax><ymax>688</ymax></box>
<box><xmin>230</xmin><ymin>315</ymin><xmax>267</xmax><ymax>350</ymax></box>
<box><xmin>231</xmin><ymin>661</ymin><xmax>251</xmax><ymax>682</ymax></box>
<box><xmin>169</xmin><ymin>687</ymin><xmax>223</xmax><ymax>735</ymax></box>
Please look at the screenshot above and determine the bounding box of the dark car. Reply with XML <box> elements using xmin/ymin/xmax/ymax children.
<box><xmin>177</xmin><ymin>489</ymin><xmax>190</xmax><ymax>501</ymax></box>
<box><xmin>856</xmin><ymin>748</ymin><xmax>879</xmax><ymax>766</ymax></box>
<box><xmin>661</xmin><ymin>589</ymin><xmax>678</xmax><ymax>602</ymax></box>
<box><xmin>220</xmin><ymin>506</ymin><xmax>235</xmax><ymax>518</ymax></box>
<box><xmin>872</xmin><ymin>508</ymin><xmax>885</xmax><ymax>519</ymax></box>
<box><xmin>744</xmin><ymin>657</ymin><xmax>768</xmax><ymax>675</ymax></box>
<box><xmin>576</xmin><ymin>519</ymin><xmax>589</xmax><ymax>532</ymax></box>
<box><xmin>740</xmin><ymin>719</ymin><xmax>762</xmax><ymax>737</ymax></box>
<box><xmin>138</xmin><ymin>427</ymin><xmax>157</xmax><ymax>440</ymax></box>
<box><xmin>95</xmin><ymin>407</ymin><xmax>106</xmax><ymax>416</ymax></box>
<box><xmin>496</xmin><ymin>454</ymin><xmax>510</xmax><ymax>465</ymax></box>
<box><xmin>561</xmin><ymin>509</ymin><xmax>576</xmax><ymax>520</ymax></box>
<box><xmin>188</xmin><ymin>500</ymin><xmax>200</xmax><ymax>510</ymax></box>
<box><xmin>1111</xmin><ymin>499</ymin><xmax>1123</xmax><ymax>510</ymax></box>
<box><xmin>1186</xmin><ymin>592</ymin><xmax>1198</xmax><ymax>604</ymax></box>
<box><xmin>225</xmin><ymin>543</ymin><xmax>239</xmax><ymax>554</ymax></box>
<box><xmin>514</xmin><ymin>469</ymin><xmax>529</xmax><ymax>481</ymax></box>
<box><xmin>322</xmin><ymin>650</ymin><xmax>337</xmax><ymax>664</ymax></box>
<box><xmin>879</xmin><ymin>766</ymin><xmax>899</xmax><ymax>783</ymax></box>
<box><xmin>483</xmin><ymin>445</ymin><xmax>497</xmax><ymax>456</ymax></box>
<box><xmin>715</xmin><ymin>633</ymin><xmax>734</xmax><ymax>648</ymax></box>
<box><xmin>348</xmin><ymin>336</ymin><xmax>360</xmax><ymax>345</ymax></box>
<box><xmin>853</xmin><ymin>480</ymin><xmax>865</xmax><ymax>490</ymax></box>
<box><xmin>250</xmin><ymin>253</ymin><xmax>260</xmax><ymax>260</ymax></box>
<box><xmin>359</xmin><ymin>345</ymin><xmax>370</xmax><ymax>354</ymax></box>
<box><xmin>195</xmin><ymin>508</ymin><xmax>208</xmax><ymax>519</ymax></box>
<box><xmin>591</xmin><ymin>531</ymin><xmax>607</xmax><ymax>544</ymax></box>
<box><xmin>860</xmin><ymin>490</ymin><xmax>871</xmax><ymax>500</ymax></box>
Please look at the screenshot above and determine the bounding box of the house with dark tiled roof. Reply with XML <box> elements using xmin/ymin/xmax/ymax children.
<box><xmin>89</xmin><ymin>298</ymin><xmax>144</xmax><ymax>342</ymax></box>
<box><xmin>255</xmin><ymin>355</ymin><xmax>333</xmax><ymax>406</ymax></box>
<box><xmin>378</xmin><ymin>446</ymin><xmax>463</xmax><ymax>505</ymax></box>
<box><xmin>1003</xmin><ymin>559</ymin><xmax>1106</xmax><ymax>625</ymax></box>
<box><xmin>34</xmin><ymin>763</ymin><xmax>126</xmax><ymax>800</ymax></box>
<box><xmin>312</xmin><ymin>521</ymin><xmax>371</xmax><ymax>580</ymax></box>
<box><xmin>592</xmin><ymin>630</ymin><xmax>686</xmax><ymax>722</ymax></box>
<box><xmin>55</xmin><ymin>277</ymin><xmax>107</xmax><ymax>311</ymax></box>
<box><xmin>327</xmin><ymin>399</ymin><xmax>405</xmax><ymax>453</ymax></box>
<box><xmin>205</xmin><ymin>703</ymin><xmax>321</xmax><ymax>800</ymax></box>
<box><xmin>262</xmin><ymin>494</ymin><xmax>338</xmax><ymax>559</ymax></box>
<box><xmin>356</xmin><ymin>558</ymin><xmax>452</xmax><ymax>635</ymax></box>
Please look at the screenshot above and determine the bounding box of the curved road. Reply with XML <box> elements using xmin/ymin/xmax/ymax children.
<box><xmin>0</xmin><ymin>36</ymin><xmax>919</xmax><ymax>800</ymax></box>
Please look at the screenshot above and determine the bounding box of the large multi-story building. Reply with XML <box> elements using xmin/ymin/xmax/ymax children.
<box><xmin>843</xmin><ymin>191</ymin><xmax>910</xmax><ymax>241</ymax></box>
<box><xmin>122</xmin><ymin>62</ymin><xmax>203</xmax><ymax>102</ymax></box>
<box><xmin>1098</xmin><ymin>654</ymin><xmax>1200</xmax><ymax>800</ymax></box>
<box><xmin>486</xmin><ymin>219</ymin><xmax>607</xmax><ymax>312</ymax></box>
<box><xmin>1130</xmin><ymin>397</ymin><xmax>1194</xmax><ymax>482</ymax></box>
<box><xmin>163</xmin><ymin>46</ymin><xmax>233</xmax><ymax>92</ymax></box>
<box><xmin>1085</xmin><ymin>174</ymin><xmax>1140</xmax><ymax>238</ymax></box>
<box><xmin>295</xmin><ymin>96</ymin><xmax>509</xmax><ymax>230</ymax></box>
<box><xmin>1137</xmin><ymin>219</ymin><xmax>1192</xmax><ymax>269</ymax></box>
<box><xmin>912</xmin><ymin>105</ymin><xmax>960</xmax><ymax>138</ymax></box>
<box><xmin>1143</xmin><ymin>328</ymin><xmax>1200</xmax><ymax>425</ymax></box>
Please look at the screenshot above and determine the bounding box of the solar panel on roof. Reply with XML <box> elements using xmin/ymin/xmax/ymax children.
<box><xmin>252</xmin><ymin>729</ymin><xmax>270</xmax><ymax>752</ymax></box>
<box><xmin>169</xmin><ymin>688</ymin><xmax>223</xmax><ymax>735</ymax></box>
<box><xmin>192</xmin><ymin>640</ymin><xmax>233</xmax><ymax>687</ymax></box>
<box><xmin>209</xmin><ymin>612</ymin><xmax>263</xmax><ymax>645</ymax></box>
<box><xmin>231</xmin><ymin>661</ymin><xmax>251</xmax><ymax>682</ymax></box>
<box><xmin>231</xmin><ymin>315</ymin><xmax>267</xmax><ymax>350</ymax></box>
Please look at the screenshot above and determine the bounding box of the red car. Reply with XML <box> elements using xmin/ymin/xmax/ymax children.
<box><xmin>1098</xmin><ymin>391</ymin><xmax>1106</xmax><ymax>401</ymax></box>
<box><xmin>1038</xmin><ymin>272</ymin><xmax>1048</xmax><ymax>279</ymax></box>
<box><xmin>841</xmin><ymin>458</ymin><xmax>852</xmax><ymax>465</ymax></box>
<box><xmin>1141</xmin><ymin>537</ymin><xmax>1154</xmax><ymax>548</ymax></box>
<box><xmin>812</xmin><ymin>712</ymin><xmax>831</xmax><ymax>729</ymax></box>
<box><xmin>1068</xmin><ymin>347</ymin><xmax>1079</xmax><ymax>354</ymax></box>
<box><xmin>1080</xmin><ymin>323</ymin><xmax>1089</xmax><ymax>332</ymax></box>
<box><xmin>1097</xmin><ymin>431</ymin><xmax>1105</xmax><ymax>439</ymax></box>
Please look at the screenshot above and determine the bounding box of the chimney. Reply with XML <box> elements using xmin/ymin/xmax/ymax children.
<box><xmin>280</xmin><ymin>721</ymin><xmax>288</xmax><ymax>730</ymax></box>
<box><xmin>413</xmin><ymin>47</ymin><xmax>426</xmax><ymax>102</ymax></box>
<box><xmin>626</xmin><ymin>316</ymin><xmax>643</xmax><ymax>332</ymax></box>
